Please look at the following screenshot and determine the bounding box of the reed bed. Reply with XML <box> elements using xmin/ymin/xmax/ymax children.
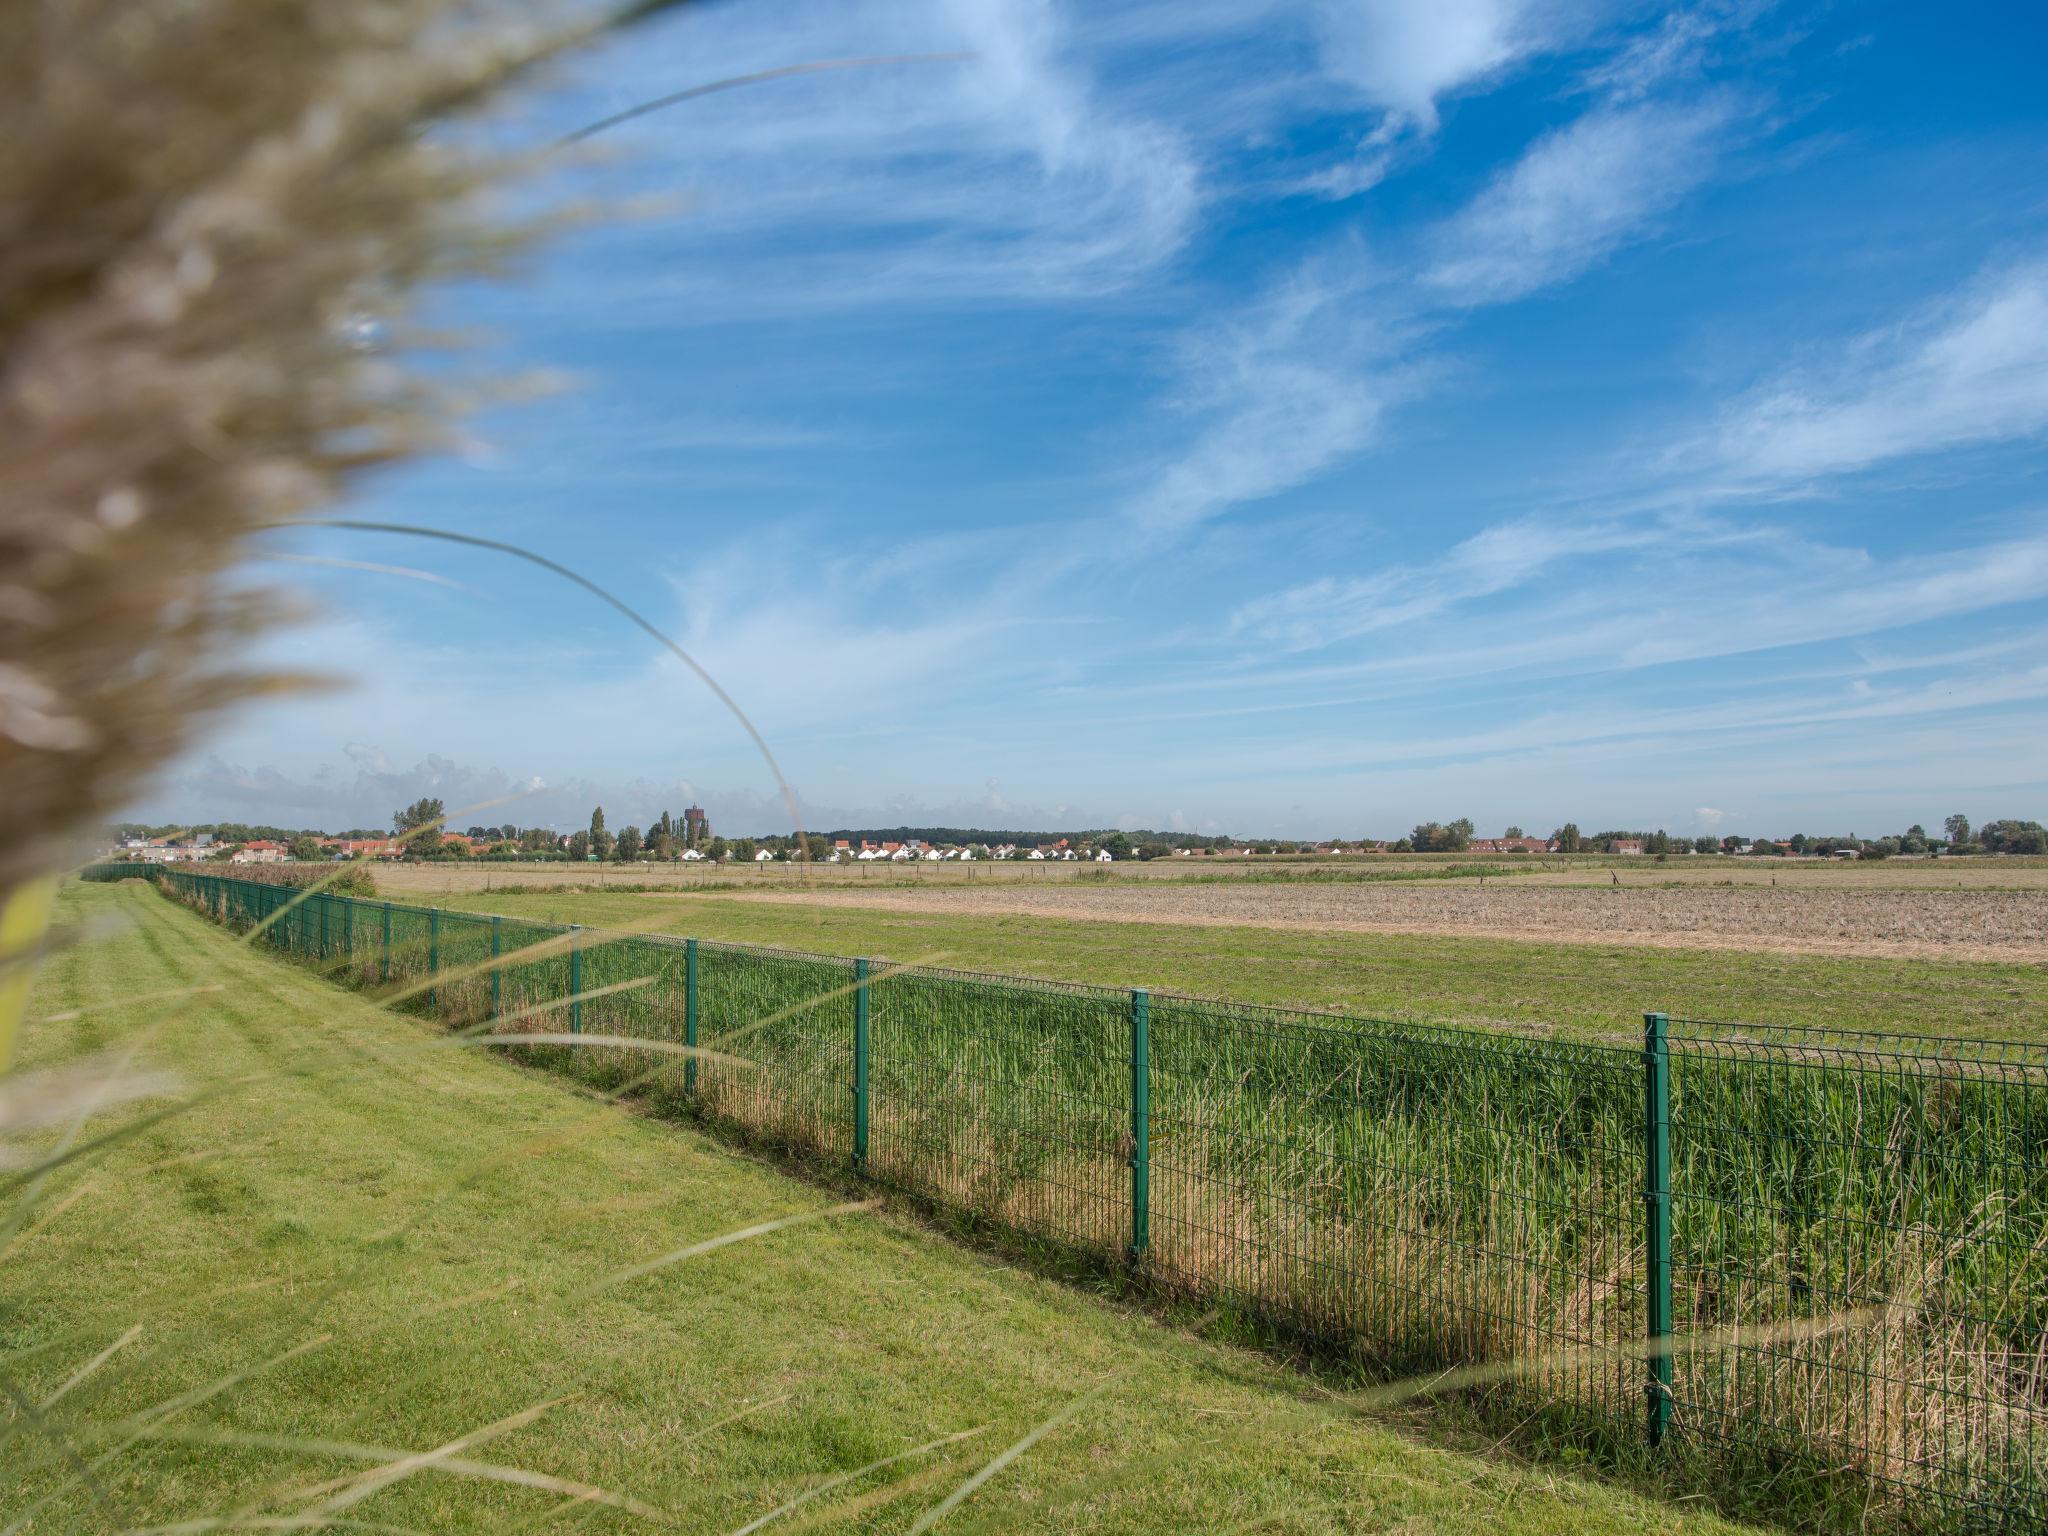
<box><xmin>157</xmin><ymin>869</ymin><xmax>2048</xmax><ymax>1532</ymax></box>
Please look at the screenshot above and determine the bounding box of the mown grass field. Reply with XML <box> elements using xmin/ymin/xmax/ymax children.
<box><xmin>1</xmin><ymin>881</ymin><xmax>1766</xmax><ymax>1535</ymax></box>
<box><xmin>426</xmin><ymin>887</ymin><xmax>2048</xmax><ymax>1043</ymax></box>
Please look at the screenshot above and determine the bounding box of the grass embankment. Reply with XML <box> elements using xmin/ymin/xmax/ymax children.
<box><xmin>3</xmin><ymin>882</ymin><xmax>1756</xmax><ymax>1535</ymax></box>
<box><xmin>429</xmin><ymin>889</ymin><xmax>2048</xmax><ymax>1043</ymax></box>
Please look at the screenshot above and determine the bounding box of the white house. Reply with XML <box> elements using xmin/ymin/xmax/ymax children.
<box><xmin>1094</xmin><ymin>848</ymin><xmax>1113</xmax><ymax>862</ymax></box>
<box><xmin>754</xmin><ymin>848</ymin><xmax>774</xmax><ymax>861</ymax></box>
<box><xmin>1026</xmin><ymin>848</ymin><xmax>1045</xmax><ymax>860</ymax></box>
<box><xmin>682</xmin><ymin>848</ymin><xmax>704</xmax><ymax>861</ymax></box>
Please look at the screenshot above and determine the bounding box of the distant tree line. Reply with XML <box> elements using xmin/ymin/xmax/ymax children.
<box><xmin>111</xmin><ymin>808</ymin><xmax>2048</xmax><ymax>862</ymax></box>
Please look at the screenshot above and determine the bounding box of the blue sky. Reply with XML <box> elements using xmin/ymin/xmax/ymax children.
<box><xmin>156</xmin><ymin>0</ymin><xmax>2048</xmax><ymax>839</ymax></box>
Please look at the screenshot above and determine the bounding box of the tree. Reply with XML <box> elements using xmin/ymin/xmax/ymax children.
<box><xmin>568</xmin><ymin>830</ymin><xmax>590</xmax><ymax>860</ymax></box>
<box><xmin>287</xmin><ymin>834</ymin><xmax>322</xmax><ymax>862</ymax></box>
<box><xmin>1979</xmin><ymin>819</ymin><xmax>2048</xmax><ymax>855</ymax></box>
<box><xmin>394</xmin><ymin>796</ymin><xmax>444</xmax><ymax>857</ymax></box>
<box><xmin>1646</xmin><ymin>830</ymin><xmax>1671</xmax><ymax>856</ymax></box>
<box><xmin>1552</xmin><ymin>823</ymin><xmax>1583</xmax><ymax>854</ymax></box>
<box><xmin>395</xmin><ymin>798</ymin><xmax>442</xmax><ymax>834</ymax></box>
<box><xmin>1692</xmin><ymin>836</ymin><xmax>1717</xmax><ymax>855</ymax></box>
<box><xmin>1945</xmin><ymin>814</ymin><xmax>1971</xmax><ymax>847</ymax></box>
<box><xmin>707</xmin><ymin>836</ymin><xmax>729</xmax><ymax>863</ymax></box>
<box><xmin>1409</xmin><ymin>819</ymin><xmax>1472</xmax><ymax>853</ymax></box>
<box><xmin>588</xmin><ymin>806</ymin><xmax>612</xmax><ymax>861</ymax></box>
<box><xmin>615</xmin><ymin>825</ymin><xmax>641</xmax><ymax>861</ymax></box>
<box><xmin>1503</xmin><ymin>825</ymin><xmax>1525</xmax><ymax>839</ymax></box>
<box><xmin>730</xmin><ymin>838</ymin><xmax>757</xmax><ymax>863</ymax></box>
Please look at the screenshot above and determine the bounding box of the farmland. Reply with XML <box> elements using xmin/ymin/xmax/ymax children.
<box><xmin>6</xmin><ymin>880</ymin><xmax>1766</xmax><ymax>1536</ymax></box>
<box><xmin>423</xmin><ymin>883</ymin><xmax>2048</xmax><ymax>1043</ymax></box>
<box><xmin>368</xmin><ymin>852</ymin><xmax>2048</xmax><ymax>901</ymax></box>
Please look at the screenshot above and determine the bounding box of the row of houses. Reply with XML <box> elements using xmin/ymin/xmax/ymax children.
<box><xmin>828</xmin><ymin>837</ymin><xmax>1114</xmax><ymax>863</ymax></box>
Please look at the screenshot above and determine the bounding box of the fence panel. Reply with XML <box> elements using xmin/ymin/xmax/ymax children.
<box><xmin>1148</xmin><ymin>996</ymin><xmax>1642</xmax><ymax>1422</ymax></box>
<box><xmin>1668</xmin><ymin>1022</ymin><xmax>2048</xmax><ymax>1528</ymax></box>
<box><xmin>867</xmin><ymin>966</ymin><xmax>1130</xmax><ymax>1260</ymax></box>
<box><xmin>692</xmin><ymin>940</ymin><xmax>858</xmax><ymax>1162</ymax></box>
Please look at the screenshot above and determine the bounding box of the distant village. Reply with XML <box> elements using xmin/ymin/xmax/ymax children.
<box><xmin>104</xmin><ymin>804</ymin><xmax>2046</xmax><ymax>865</ymax></box>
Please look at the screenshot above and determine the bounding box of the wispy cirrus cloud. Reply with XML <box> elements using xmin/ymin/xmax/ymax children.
<box><xmin>1122</xmin><ymin>259</ymin><xmax>1430</xmax><ymax>536</ymax></box>
<box><xmin>1220</xmin><ymin>517</ymin><xmax>2048</xmax><ymax>684</ymax></box>
<box><xmin>552</xmin><ymin>0</ymin><xmax>1201</xmax><ymax>313</ymax></box>
<box><xmin>1687</xmin><ymin>255</ymin><xmax>2048</xmax><ymax>487</ymax></box>
<box><xmin>1130</xmin><ymin>12</ymin><xmax>1764</xmax><ymax>540</ymax></box>
<box><xmin>1421</xmin><ymin>94</ymin><xmax>1743</xmax><ymax>303</ymax></box>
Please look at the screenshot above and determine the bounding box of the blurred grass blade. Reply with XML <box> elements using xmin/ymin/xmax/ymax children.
<box><xmin>557</xmin><ymin>54</ymin><xmax>973</xmax><ymax>145</ymax></box>
<box><xmin>728</xmin><ymin>1425</ymin><xmax>985</xmax><ymax>1536</ymax></box>
<box><xmin>576</xmin><ymin>1199</ymin><xmax>876</xmax><ymax>1299</ymax></box>
<box><xmin>904</xmin><ymin>1391</ymin><xmax>1100</xmax><ymax>1535</ymax></box>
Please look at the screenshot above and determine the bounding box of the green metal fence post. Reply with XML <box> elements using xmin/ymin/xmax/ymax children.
<box><xmin>853</xmin><ymin>958</ymin><xmax>871</xmax><ymax>1171</ymax></box>
<box><xmin>1129</xmin><ymin>987</ymin><xmax>1150</xmax><ymax>1261</ymax></box>
<box><xmin>381</xmin><ymin>902</ymin><xmax>392</xmax><ymax>983</ymax></box>
<box><xmin>568</xmin><ymin>926</ymin><xmax>583</xmax><ymax>1034</ymax></box>
<box><xmin>490</xmin><ymin>915</ymin><xmax>503</xmax><ymax>1019</ymax></box>
<box><xmin>684</xmin><ymin>938</ymin><xmax>700</xmax><ymax>1097</ymax></box>
<box><xmin>319</xmin><ymin>893</ymin><xmax>329</xmax><ymax>958</ymax></box>
<box><xmin>427</xmin><ymin>908</ymin><xmax>440</xmax><ymax>1010</ymax></box>
<box><xmin>1644</xmin><ymin>1010</ymin><xmax>1673</xmax><ymax>1447</ymax></box>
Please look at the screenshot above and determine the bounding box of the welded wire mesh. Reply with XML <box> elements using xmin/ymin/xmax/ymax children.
<box><xmin>1667</xmin><ymin>1020</ymin><xmax>2048</xmax><ymax>1529</ymax></box>
<box><xmin>151</xmin><ymin>870</ymin><xmax>2048</xmax><ymax>1530</ymax></box>
<box><xmin>869</xmin><ymin>965</ymin><xmax>1129</xmax><ymax>1256</ymax></box>
<box><xmin>692</xmin><ymin>939</ymin><xmax>857</xmax><ymax>1161</ymax></box>
<box><xmin>1149</xmin><ymin>996</ymin><xmax>1642</xmax><ymax>1424</ymax></box>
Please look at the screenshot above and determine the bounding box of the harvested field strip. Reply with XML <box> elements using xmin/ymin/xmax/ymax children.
<box><xmin>656</xmin><ymin>884</ymin><xmax>2048</xmax><ymax>963</ymax></box>
<box><xmin>158</xmin><ymin>870</ymin><xmax>2048</xmax><ymax>1533</ymax></box>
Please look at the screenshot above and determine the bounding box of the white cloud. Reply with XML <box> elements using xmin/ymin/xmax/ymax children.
<box><xmin>1299</xmin><ymin>0</ymin><xmax>1595</xmax><ymax>199</ymax></box>
<box><xmin>1204</xmin><ymin>517</ymin><xmax>2048</xmax><ymax>727</ymax></box>
<box><xmin>1227</xmin><ymin>511</ymin><xmax>1768</xmax><ymax>651</ymax></box>
<box><xmin>1311</xmin><ymin>0</ymin><xmax>1561</xmax><ymax>130</ymax></box>
<box><xmin>1423</xmin><ymin>96</ymin><xmax>1739</xmax><ymax>303</ymax></box>
<box><xmin>1123</xmin><ymin>260</ymin><xmax>1426</xmax><ymax>535</ymax></box>
<box><xmin>558</xmin><ymin>0</ymin><xmax>1201</xmax><ymax>311</ymax></box>
<box><xmin>1694</xmin><ymin>256</ymin><xmax>2048</xmax><ymax>486</ymax></box>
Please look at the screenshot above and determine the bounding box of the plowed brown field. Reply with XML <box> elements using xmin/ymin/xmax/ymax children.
<box><xmin>693</xmin><ymin>882</ymin><xmax>2048</xmax><ymax>961</ymax></box>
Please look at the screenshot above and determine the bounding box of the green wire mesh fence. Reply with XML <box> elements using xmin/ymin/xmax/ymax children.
<box><xmin>147</xmin><ymin>868</ymin><xmax>2045</xmax><ymax>1532</ymax></box>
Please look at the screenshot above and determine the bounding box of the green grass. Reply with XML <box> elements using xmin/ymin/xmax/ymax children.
<box><xmin>2</xmin><ymin>881</ymin><xmax>1769</xmax><ymax>1536</ymax></box>
<box><xmin>429</xmin><ymin>888</ymin><xmax>2048</xmax><ymax>1045</ymax></box>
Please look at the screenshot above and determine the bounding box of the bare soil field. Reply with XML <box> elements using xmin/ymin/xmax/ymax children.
<box><xmin>675</xmin><ymin>881</ymin><xmax>2048</xmax><ymax>962</ymax></box>
<box><xmin>369</xmin><ymin>853</ymin><xmax>2048</xmax><ymax>897</ymax></box>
